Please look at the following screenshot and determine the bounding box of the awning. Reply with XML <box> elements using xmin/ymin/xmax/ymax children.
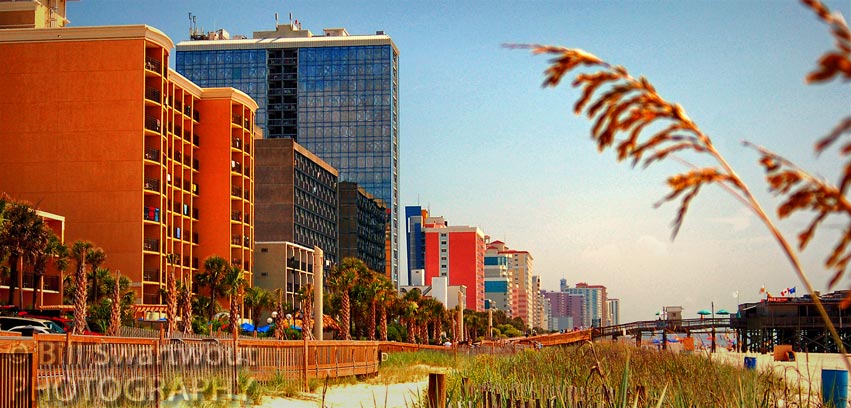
<box><xmin>132</xmin><ymin>304</ymin><xmax>168</xmax><ymax>313</ymax></box>
<box><xmin>37</xmin><ymin>305</ymin><xmax>75</xmax><ymax>311</ymax></box>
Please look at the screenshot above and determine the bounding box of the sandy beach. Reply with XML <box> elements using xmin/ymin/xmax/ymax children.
<box><xmin>258</xmin><ymin>378</ymin><xmax>429</xmax><ymax>408</ymax></box>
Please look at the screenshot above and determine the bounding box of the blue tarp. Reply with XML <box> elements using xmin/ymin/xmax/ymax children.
<box><xmin>240</xmin><ymin>322</ymin><xmax>255</xmax><ymax>332</ymax></box>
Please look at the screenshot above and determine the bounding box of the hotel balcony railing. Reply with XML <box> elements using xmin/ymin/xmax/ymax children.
<box><xmin>232</xmin><ymin>114</ymin><xmax>242</xmax><ymax>126</ymax></box>
<box><xmin>145</xmin><ymin>116</ymin><xmax>161</xmax><ymax>133</ymax></box>
<box><xmin>231</xmin><ymin>212</ymin><xmax>242</xmax><ymax>222</ymax></box>
<box><xmin>144</xmin><ymin>148</ymin><xmax>160</xmax><ymax>162</ymax></box>
<box><xmin>143</xmin><ymin>206</ymin><xmax>160</xmax><ymax>222</ymax></box>
<box><xmin>143</xmin><ymin>268</ymin><xmax>160</xmax><ymax>282</ymax></box>
<box><xmin>244</xmin><ymin>236</ymin><xmax>251</xmax><ymax>247</ymax></box>
<box><xmin>232</xmin><ymin>186</ymin><xmax>242</xmax><ymax>198</ymax></box>
<box><xmin>143</xmin><ymin>238</ymin><xmax>159</xmax><ymax>252</ymax></box>
<box><xmin>231</xmin><ymin>258</ymin><xmax>242</xmax><ymax>267</ymax></box>
<box><xmin>144</xmin><ymin>56</ymin><xmax>162</xmax><ymax>74</ymax></box>
<box><xmin>244</xmin><ymin>118</ymin><xmax>250</xmax><ymax>128</ymax></box>
<box><xmin>145</xmin><ymin>86</ymin><xmax>161</xmax><ymax>103</ymax></box>
<box><xmin>142</xmin><ymin>293</ymin><xmax>160</xmax><ymax>305</ymax></box>
<box><xmin>231</xmin><ymin>235</ymin><xmax>242</xmax><ymax>246</ymax></box>
<box><xmin>183</xmin><ymin>106</ymin><xmax>191</xmax><ymax>117</ymax></box>
<box><xmin>143</xmin><ymin>178</ymin><xmax>159</xmax><ymax>192</ymax></box>
<box><xmin>232</xmin><ymin>138</ymin><xmax>242</xmax><ymax>149</ymax></box>
<box><xmin>244</xmin><ymin>166</ymin><xmax>250</xmax><ymax>177</ymax></box>
<box><xmin>231</xmin><ymin>162</ymin><xmax>242</xmax><ymax>173</ymax></box>
<box><xmin>193</xmin><ymin>110</ymin><xmax>200</xmax><ymax>122</ymax></box>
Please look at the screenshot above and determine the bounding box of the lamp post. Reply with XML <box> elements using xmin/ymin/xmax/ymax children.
<box><xmin>711</xmin><ymin>300</ymin><xmax>716</xmax><ymax>353</ymax></box>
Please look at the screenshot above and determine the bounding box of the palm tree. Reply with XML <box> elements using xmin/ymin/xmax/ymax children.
<box><xmin>329</xmin><ymin>257</ymin><xmax>367</xmax><ymax>340</ymax></box>
<box><xmin>299</xmin><ymin>282</ymin><xmax>316</xmax><ymax>339</ymax></box>
<box><xmin>197</xmin><ymin>256</ymin><xmax>230</xmax><ymax>320</ymax></box>
<box><xmin>0</xmin><ymin>199</ymin><xmax>48</xmax><ymax>306</ymax></box>
<box><xmin>28</xmin><ymin>232</ymin><xmax>67</xmax><ymax>308</ymax></box>
<box><xmin>420</xmin><ymin>297</ymin><xmax>446</xmax><ymax>343</ymax></box>
<box><xmin>222</xmin><ymin>266</ymin><xmax>245</xmax><ymax>336</ymax></box>
<box><xmin>85</xmin><ymin>248</ymin><xmax>106</xmax><ymax>302</ymax></box>
<box><xmin>70</xmin><ymin>240</ymin><xmax>94</xmax><ymax>334</ymax></box>
<box><xmin>87</xmin><ymin>267</ymin><xmax>111</xmax><ymax>303</ymax></box>
<box><xmin>401</xmin><ymin>288</ymin><xmax>422</xmax><ymax>343</ymax></box>
<box><xmin>165</xmin><ymin>254</ymin><xmax>178</xmax><ymax>336</ymax></box>
<box><xmin>376</xmin><ymin>282</ymin><xmax>397</xmax><ymax>341</ymax></box>
<box><xmin>354</xmin><ymin>268</ymin><xmax>384</xmax><ymax>340</ymax></box>
<box><xmin>107</xmin><ymin>271</ymin><xmax>122</xmax><ymax>336</ymax></box>
<box><xmin>243</xmin><ymin>286</ymin><xmax>274</xmax><ymax>333</ymax></box>
<box><xmin>272</xmin><ymin>288</ymin><xmax>290</xmax><ymax>340</ymax></box>
<box><xmin>177</xmin><ymin>281</ymin><xmax>194</xmax><ymax>334</ymax></box>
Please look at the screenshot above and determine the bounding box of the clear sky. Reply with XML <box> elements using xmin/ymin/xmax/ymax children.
<box><xmin>71</xmin><ymin>1</ymin><xmax>850</xmax><ymax>324</ymax></box>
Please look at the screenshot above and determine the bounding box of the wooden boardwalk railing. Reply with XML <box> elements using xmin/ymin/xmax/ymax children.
<box><xmin>0</xmin><ymin>337</ymin><xmax>37</xmax><ymax>408</ymax></box>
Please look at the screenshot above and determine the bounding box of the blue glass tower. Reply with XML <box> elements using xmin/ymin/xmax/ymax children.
<box><xmin>404</xmin><ymin>206</ymin><xmax>426</xmax><ymax>284</ymax></box>
<box><xmin>175</xmin><ymin>24</ymin><xmax>400</xmax><ymax>284</ymax></box>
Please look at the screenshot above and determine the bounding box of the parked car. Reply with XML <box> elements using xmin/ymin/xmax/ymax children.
<box><xmin>6</xmin><ymin>325</ymin><xmax>51</xmax><ymax>336</ymax></box>
<box><xmin>0</xmin><ymin>316</ymin><xmax>64</xmax><ymax>334</ymax></box>
<box><xmin>16</xmin><ymin>313</ymin><xmax>100</xmax><ymax>335</ymax></box>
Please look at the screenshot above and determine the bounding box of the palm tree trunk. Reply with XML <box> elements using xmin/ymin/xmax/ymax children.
<box><xmin>6</xmin><ymin>254</ymin><xmax>19</xmax><ymax>306</ymax></box>
<box><xmin>166</xmin><ymin>266</ymin><xmax>177</xmax><ymax>337</ymax></box>
<box><xmin>368</xmin><ymin>299</ymin><xmax>377</xmax><ymax>341</ymax></box>
<box><xmin>107</xmin><ymin>273</ymin><xmax>121</xmax><ymax>336</ymax></box>
<box><xmin>209</xmin><ymin>289</ymin><xmax>216</xmax><ymax>321</ymax></box>
<box><xmin>406</xmin><ymin>319</ymin><xmax>415</xmax><ymax>343</ymax></box>
<box><xmin>302</xmin><ymin>294</ymin><xmax>313</xmax><ymax>340</ymax></box>
<box><xmin>31</xmin><ymin>265</ymin><xmax>43</xmax><ymax>309</ymax></box>
<box><xmin>378</xmin><ymin>305</ymin><xmax>388</xmax><ymax>341</ymax></box>
<box><xmin>73</xmin><ymin>263</ymin><xmax>87</xmax><ymax>335</ymax></box>
<box><xmin>340</xmin><ymin>292</ymin><xmax>351</xmax><ymax>340</ymax></box>
<box><xmin>181</xmin><ymin>288</ymin><xmax>193</xmax><ymax>334</ymax></box>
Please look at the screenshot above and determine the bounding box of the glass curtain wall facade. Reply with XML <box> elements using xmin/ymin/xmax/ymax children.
<box><xmin>176</xmin><ymin>37</ymin><xmax>400</xmax><ymax>285</ymax></box>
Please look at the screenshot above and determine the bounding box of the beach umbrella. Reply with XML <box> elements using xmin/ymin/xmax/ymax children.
<box><xmin>240</xmin><ymin>322</ymin><xmax>255</xmax><ymax>332</ymax></box>
<box><xmin>697</xmin><ymin>309</ymin><xmax>711</xmax><ymax>316</ymax></box>
<box><xmin>257</xmin><ymin>324</ymin><xmax>271</xmax><ymax>333</ymax></box>
<box><xmin>716</xmin><ymin>309</ymin><xmax>730</xmax><ymax>315</ymax></box>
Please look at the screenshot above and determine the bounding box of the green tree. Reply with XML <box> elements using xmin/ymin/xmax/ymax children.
<box><xmin>329</xmin><ymin>257</ymin><xmax>367</xmax><ymax>340</ymax></box>
<box><xmin>376</xmin><ymin>280</ymin><xmax>398</xmax><ymax>341</ymax></box>
<box><xmin>222</xmin><ymin>266</ymin><xmax>245</xmax><ymax>336</ymax></box>
<box><xmin>0</xmin><ymin>198</ymin><xmax>48</xmax><ymax>306</ymax></box>
<box><xmin>28</xmin><ymin>231</ymin><xmax>67</xmax><ymax>308</ymax></box>
<box><xmin>244</xmin><ymin>286</ymin><xmax>274</xmax><ymax>332</ymax></box>
<box><xmin>85</xmin><ymin>247</ymin><xmax>106</xmax><ymax>302</ymax></box>
<box><xmin>197</xmin><ymin>256</ymin><xmax>231</xmax><ymax>320</ymax></box>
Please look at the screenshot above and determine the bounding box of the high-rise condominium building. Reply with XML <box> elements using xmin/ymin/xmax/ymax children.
<box><xmin>405</xmin><ymin>206</ymin><xmax>428</xmax><ymax>284</ymax></box>
<box><xmin>255</xmin><ymin>138</ymin><xmax>338</xmax><ymax>265</ymax></box>
<box><xmin>423</xmin><ymin>217</ymin><xmax>485</xmax><ymax>311</ymax></box>
<box><xmin>0</xmin><ymin>25</ymin><xmax>258</xmax><ymax>306</ymax></box>
<box><xmin>564</xmin><ymin>283</ymin><xmax>608</xmax><ymax>328</ymax></box>
<box><xmin>487</xmin><ymin>240</ymin><xmax>534</xmax><ymax>327</ymax></box>
<box><xmin>175</xmin><ymin>21</ymin><xmax>400</xmax><ymax>284</ymax></box>
<box><xmin>339</xmin><ymin>182</ymin><xmax>387</xmax><ymax>274</ymax></box>
<box><xmin>484</xmin><ymin>250</ymin><xmax>513</xmax><ymax>315</ymax></box>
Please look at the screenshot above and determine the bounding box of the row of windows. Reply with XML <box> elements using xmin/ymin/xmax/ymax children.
<box><xmin>298</xmin><ymin>63</ymin><xmax>392</xmax><ymax>78</ymax></box>
<box><xmin>178</xmin><ymin>50</ymin><xmax>267</xmax><ymax>66</ymax></box>
<box><xmin>294</xmin><ymin>224</ymin><xmax>337</xmax><ymax>263</ymax></box>
<box><xmin>301</xmin><ymin>108</ymin><xmax>392</xmax><ymax>123</ymax></box>
<box><xmin>299</xmin><ymin>46</ymin><xmax>393</xmax><ymax>63</ymax></box>
<box><xmin>299</xmin><ymin>93</ymin><xmax>392</xmax><ymax>108</ymax></box>
<box><xmin>299</xmin><ymin>124</ymin><xmax>392</xmax><ymax>138</ymax></box>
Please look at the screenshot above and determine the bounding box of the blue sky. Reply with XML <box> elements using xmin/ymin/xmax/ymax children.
<box><xmin>72</xmin><ymin>1</ymin><xmax>850</xmax><ymax>323</ymax></box>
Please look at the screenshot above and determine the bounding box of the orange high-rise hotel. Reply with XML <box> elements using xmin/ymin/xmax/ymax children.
<box><xmin>0</xmin><ymin>24</ymin><xmax>257</xmax><ymax>310</ymax></box>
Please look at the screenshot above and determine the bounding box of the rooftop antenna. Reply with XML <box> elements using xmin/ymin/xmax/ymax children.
<box><xmin>275</xmin><ymin>12</ymin><xmax>278</xmax><ymax>27</ymax></box>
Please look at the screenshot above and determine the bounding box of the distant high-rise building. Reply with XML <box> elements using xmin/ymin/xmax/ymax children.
<box><xmin>0</xmin><ymin>25</ymin><xmax>258</xmax><ymax>307</ymax></box>
<box><xmin>563</xmin><ymin>283</ymin><xmax>608</xmax><ymax>328</ymax></box>
<box><xmin>255</xmin><ymin>138</ymin><xmax>339</xmax><ymax>266</ymax></box>
<box><xmin>543</xmin><ymin>290</ymin><xmax>584</xmax><ymax>331</ymax></box>
<box><xmin>423</xmin><ymin>216</ymin><xmax>485</xmax><ymax>311</ymax></box>
<box><xmin>488</xmin><ymin>240</ymin><xmax>534</xmax><ymax>327</ymax></box>
<box><xmin>175</xmin><ymin>21</ymin><xmax>401</xmax><ymax>284</ymax></box>
<box><xmin>405</xmin><ymin>206</ymin><xmax>428</xmax><ymax>285</ymax></box>
<box><xmin>607</xmin><ymin>298</ymin><xmax>620</xmax><ymax>326</ymax></box>
<box><xmin>339</xmin><ymin>182</ymin><xmax>387</xmax><ymax>275</ymax></box>
<box><xmin>484</xmin><ymin>249</ymin><xmax>513</xmax><ymax>315</ymax></box>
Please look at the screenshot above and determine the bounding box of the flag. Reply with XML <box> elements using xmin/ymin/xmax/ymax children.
<box><xmin>789</xmin><ymin>287</ymin><xmax>796</xmax><ymax>294</ymax></box>
<box><xmin>759</xmin><ymin>285</ymin><xmax>766</xmax><ymax>294</ymax></box>
<box><xmin>781</xmin><ymin>288</ymin><xmax>788</xmax><ymax>297</ymax></box>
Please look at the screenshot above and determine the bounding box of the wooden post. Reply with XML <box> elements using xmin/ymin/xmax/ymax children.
<box><xmin>427</xmin><ymin>373</ymin><xmax>446</xmax><ymax>408</ymax></box>
<box><xmin>313</xmin><ymin>246</ymin><xmax>324</xmax><ymax>341</ymax></box>
<box><xmin>232</xmin><ymin>327</ymin><xmax>239</xmax><ymax>397</ymax></box>
<box><xmin>303</xmin><ymin>332</ymin><xmax>309</xmax><ymax>392</ymax></box>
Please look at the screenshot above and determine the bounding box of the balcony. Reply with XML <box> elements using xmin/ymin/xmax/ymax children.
<box><xmin>193</xmin><ymin>135</ymin><xmax>200</xmax><ymax>146</ymax></box>
<box><xmin>145</xmin><ymin>56</ymin><xmax>162</xmax><ymax>74</ymax></box>
<box><xmin>145</xmin><ymin>86</ymin><xmax>161</xmax><ymax>103</ymax></box>
<box><xmin>143</xmin><ymin>238</ymin><xmax>159</xmax><ymax>252</ymax></box>
<box><xmin>193</xmin><ymin>110</ymin><xmax>200</xmax><ymax>122</ymax></box>
<box><xmin>232</xmin><ymin>186</ymin><xmax>243</xmax><ymax>197</ymax></box>
<box><xmin>183</xmin><ymin>180</ymin><xmax>192</xmax><ymax>192</ymax></box>
<box><xmin>143</xmin><ymin>178</ymin><xmax>159</xmax><ymax>192</ymax></box>
<box><xmin>231</xmin><ymin>235</ymin><xmax>242</xmax><ymax>246</ymax></box>
<box><xmin>191</xmin><ymin>183</ymin><xmax>199</xmax><ymax>195</ymax></box>
<box><xmin>231</xmin><ymin>161</ymin><xmax>242</xmax><ymax>173</ymax></box>
<box><xmin>231</xmin><ymin>258</ymin><xmax>242</xmax><ymax>267</ymax></box>
<box><xmin>143</xmin><ymin>268</ymin><xmax>160</xmax><ymax>282</ymax></box>
<box><xmin>144</xmin><ymin>148</ymin><xmax>160</xmax><ymax>162</ymax></box>
<box><xmin>192</xmin><ymin>159</ymin><xmax>199</xmax><ymax>171</ymax></box>
<box><xmin>232</xmin><ymin>137</ymin><xmax>242</xmax><ymax>149</ymax></box>
<box><xmin>145</xmin><ymin>116</ymin><xmax>161</xmax><ymax>133</ymax></box>
<box><xmin>232</xmin><ymin>114</ymin><xmax>243</xmax><ymax>126</ymax></box>
<box><xmin>174</xmin><ymin>127</ymin><xmax>183</xmax><ymax>139</ymax></box>
<box><xmin>143</xmin><ymin>206</ymin><xmax>160</xmax><ymax>222</ymax></box>
<box><xmin>183</xmin><ymin>105</ymin><xmax>191</xmax><ymax>117</ymax></box>
<box><xmin>192</xmin><ymin>208</ymin><xmax>199</xmax><ymax>220</ymax></box>
<box><xmin>244</xmin><ymin>236</ymin><xmax>251</xmax><ymax>247</ymax></box>
<box><xmin>142</xmin><ymin>293</ymin><xmax>160</xmax><ymax>305</ymax></box>
<box><xmin>231</xmin><ymin>212</ymin><xmax>243</xmax><ymax>222</ymax></box>
<box><xmin>192</xmin><ymin>233</ymin><xmax>199</xmax><ymax>244</ymax></box>
<box><xmin>175</xmin><ymin>101</ymin><xmax>183</xmax><ymax>113</ymax></box>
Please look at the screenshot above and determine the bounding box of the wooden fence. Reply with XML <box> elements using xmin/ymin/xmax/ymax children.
<box><xmin>11</xmin><ymin>333</ymin><xmax>380</xmax><ymax>407</ymax></box>
<box><xmin>0</xmin><ymin>337</ymin><xmax>37</xmax><ymax>408</ymax></box>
